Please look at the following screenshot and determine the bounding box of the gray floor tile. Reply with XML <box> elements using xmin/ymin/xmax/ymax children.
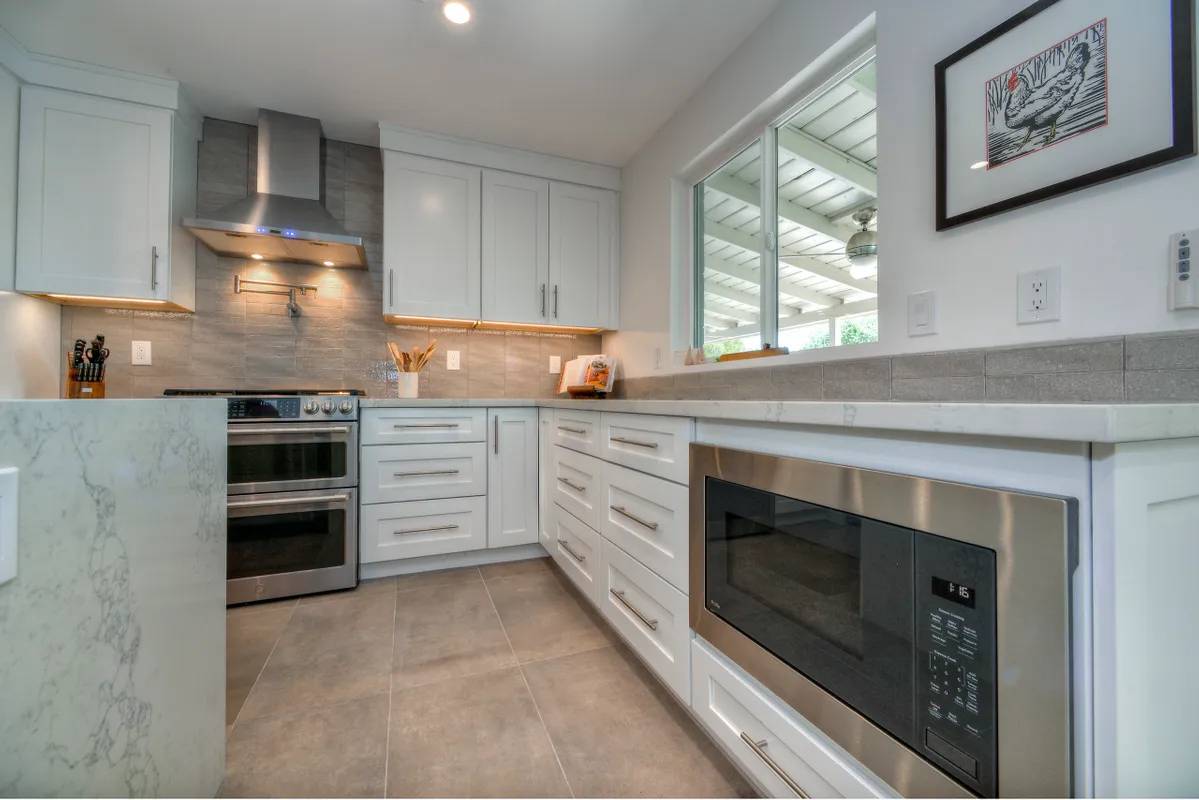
<box><xmin>387</xmin><ymin>667</ymin><xmax>570</xmax><ymax>798</ymax></box>
<box><xmin>394</xmin><ymin>565</ymin><xmax>482</xmax><ymax>593</ymax></box>
<box><xmin>226</xmin><ymin>603</ymin><xmax>294</xmax><ymax>725</ymax></box>
<box><xmin>221</xmin><ymin>694</ymin><xmax>389</xmax><ymax>798</ymax></box>
<box><xmin>299</xmin><ymin>576</ymin><xmax>397</xmax><ymax>605</ymax></box>
<box><xmin>480</xmin><ymin>556</ymin><xmax>554</xmax><ymax>580</ymax></box>
<box><xmin>392</xmin><ymin>581</ymin><xmax>516</xmax><ymax>690</ymax></box>
<box><xmin>524</xmin><ymin>646</ymin><xmax>754</xmax><ymax>798</ymax></box>
<box><xmin>276</xmin><ymin>589</ymin><xmax>396</xmax><ymax>655</ymax></box>
<box><xmin>486</xmin><ymin>568</ymin><xmax>616</xmax><ymax>664</ymax></box>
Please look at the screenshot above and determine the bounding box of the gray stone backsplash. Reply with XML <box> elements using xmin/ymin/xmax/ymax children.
<box><xmin>60</xmin><ymin>118</ymin><xmax>601</xmax><ymax>399</ymax></box>
<box><xmin>613</xmin><ymin>332</ymin><xmax>1199</xmax><ymax>403</ymax></box>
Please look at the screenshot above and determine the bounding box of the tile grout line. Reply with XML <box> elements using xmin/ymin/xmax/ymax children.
<box><xmin>479</xmin><ymin>569</ymin><xmax>577</xmax><ymax>800</ymax></box>
<box><xmin>381</xmin><ymin>580</ymin><xmax>400</xmax><ymax>798</ymax></box>
<box><xmin>228</xmin><ymin>598</ymin><xmax>299</xmax><ymax>735</ymax></box>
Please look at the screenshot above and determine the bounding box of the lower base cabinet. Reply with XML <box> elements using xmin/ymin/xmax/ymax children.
<box><xmin>550</xmin><ymin>504</ymin><xmax>601</xmax><ymax>602</ymax></box>
<box><xmin>360</xmin><ymin>496</ymin><xmax>487</xmax><ymax>563</ymax></box>
<box><xmin>690</xmin><ymin>638</ymin><xmax>894</xmax><ymax>799</ymax></box>
<box><xmin>597</xmin><ymin>537</ymin><xmax>690</xmax><ymax>700</ymax></box>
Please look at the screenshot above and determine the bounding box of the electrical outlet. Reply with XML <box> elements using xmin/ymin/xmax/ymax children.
<box><xmin>446</xmin><ymin>350</ymin><xmax>460</xmax><ymax>371</ymax></box>
<box><xmin>1017</xmin><ymin>267</ymin><xmax>1061</xmax><ymax>324</ymax></box>
<box><xmin>549</xmin><ymin>355</ymin><xmax>561</xmax><ymax>374</ymax></box>
<box><xmin>907</xmin><ymin>290</ymin><xmax>937</xmax><ymax>336</ymax></box>
<box><xmin>132</xmin><ymin>340</ymin><xmax>152</xmax><ymax>365</ymax></box>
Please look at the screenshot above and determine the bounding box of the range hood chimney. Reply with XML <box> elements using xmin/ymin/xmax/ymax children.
<box><xmin>183</xmin><ymin>109</ymin><xmax>366</xmax><ymax>269</ymax></box>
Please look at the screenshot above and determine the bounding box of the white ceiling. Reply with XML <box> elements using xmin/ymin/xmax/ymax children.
<box><xmin>0</xmin><ymin>0</ymin><xmax>779</xmax><ymax>166</ymax></box>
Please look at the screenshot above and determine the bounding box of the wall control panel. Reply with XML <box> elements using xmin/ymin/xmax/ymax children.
<box><xmin>1169</xmin><ymin>230</ymin><xmax>1199</xmax><ymax>310</ymax></box>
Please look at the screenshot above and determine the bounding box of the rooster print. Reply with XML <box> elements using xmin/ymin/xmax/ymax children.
<box><xmin>985</xmin><ymin>18</ymin><xmax>1108</xmax><ymax>168</ymax></box>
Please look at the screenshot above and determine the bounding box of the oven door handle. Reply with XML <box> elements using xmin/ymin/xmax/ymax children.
<box><xmin>228</xmin><ymin>493</ymin><xmax>350</xmax><ymax>509</ymax></box>
<box><xmin>229</xmin><ymin>426</ymin><xmax>352</xmax><ymax>436</ymax></box>
<box><xmin>739</xmin><ymin>732</ymin><xmax>809</xmax><ymax>798</ymax></box>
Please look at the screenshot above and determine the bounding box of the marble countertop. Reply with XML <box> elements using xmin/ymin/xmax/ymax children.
<box><xmin>360</xmin><ymin>397</ymin><xmax>1199</xmax><ymax>443</ymax></box>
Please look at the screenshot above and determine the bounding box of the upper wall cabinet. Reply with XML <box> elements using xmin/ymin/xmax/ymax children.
<box><xmin>383</xmin><ymin>151</ymin><xmax>481</xmax><ymax>321</ymax></box>
<box><xmin>549</xmin><ymin>182</ymin><xmax>617</xmax><ymax>330</ymax></box>
<box><xmin>15</xmin><ymin>86</ymin><xmax>197</xmax><ymax>311</ymax></box>
<box><xmin>481</xmin><ymin>169</ymin><xmax>549</xmax><ymax>325</ymax></box>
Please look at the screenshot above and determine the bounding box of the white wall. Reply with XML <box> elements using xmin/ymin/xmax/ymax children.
<box><xmin>0</xmin><ymin>63</ymin><xmax>60</xmax><ymax>398</ymax></box>
<box><xmin>608</xmin><ymin>0</ymin><xmax>1199</xmax><ymax>378</ymax></box>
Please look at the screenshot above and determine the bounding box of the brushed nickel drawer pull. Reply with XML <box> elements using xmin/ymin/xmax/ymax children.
<box><xmin>610</xmin><ymin>435</ymin><xmax>659</xmax><ymax>449</ymax></box>
<box><xmin>393</xmin><ymin>469</ymin><xmax>460</xmax><ymax>478</ymax></box>
<box><xmin>557</xmin><ymin>425</ymin><xmax>587</xmax><ymax>434</ymax></box>
<box><xmin>738</xmin><ymin>732</ymin><xmax>809</xmax><ymax>798</ymax></box>
<box><xmin>610</xmin><ymin>589</ymin><xmax>659</xmax><ymax>630</ymax></box>
<box><xmin>393</xmin><ymin>523</ymin><xmax>459</xmax><ymax>536</ymax></box>
<box><xmin>557</xmin><ymin>476</ymin><xmax>586</xmax><ymax>492</ymax></box>
<box><xmin>557</xmin><ymin>538</ymin><xmax>586</xmax><ymax>563</ymax></box>
<box><xmin>393</xmin><ymin>423</ymin><xmax>460</xmax><ymax>429</ymax></box>
<box><xmin>611</xmin><ymin>505</ymin><xmax>659</xmax><ymax>531</ymax></box>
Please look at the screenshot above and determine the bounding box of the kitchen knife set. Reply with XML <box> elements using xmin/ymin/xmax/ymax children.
<box><xmin>70</xmin><ymin>335</ymin><xmax>109</xmax><ymax>382</ymax></box>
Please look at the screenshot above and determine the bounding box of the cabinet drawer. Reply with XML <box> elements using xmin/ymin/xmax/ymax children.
<box><xmin>361</xmin><ymin>442</ymin><xmax>487</xmax><ymax>503</ymax></box>
<box><xmin>550</xmin><ymin>504</ymin><xmax>601</xmax><ymax>605</ymax></box>
<box><xmin>691</xmin><ymin>639</ymin><xmax>893</xmax><ymax>799</ymax></box>
<box><xmin>600</xmin><ymin>461</ymin><xmax>689</xmax><ymax>593</ymax></box>
<box><xmin>362</xmin><ymin>408</ymin><xmax>486</xmax><ymax>445</ymax></box>
<box><xmin>360</xmin><ymin>496</ymin><xmax>486</xmax><ymax>563</ymax></box>
<box><xmin>600</xmin><ymin>413</ymin><xmax>693</xmax><ymax>484</ymax></box>
<box><xmin>552</xmin><ymin>408</ymin><xmax>601</xmax><ymax>456</ymax></box>
<box><xmin>551</xmin><ymin>445</ymin><xmax>603</xmax><ymax>530</ymax></box>
<box><xmin>598</xmin><ymin>539</ymin><xmax>690</xmax><ymax>701</ymax></box>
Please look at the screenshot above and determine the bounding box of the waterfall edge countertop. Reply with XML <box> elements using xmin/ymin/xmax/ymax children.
<box><xmin>359</xmin><ymin>397</ymin><xmax>1199</xmax><ymax>443</ymax></box>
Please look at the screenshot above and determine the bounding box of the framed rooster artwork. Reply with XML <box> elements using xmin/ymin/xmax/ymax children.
<box><xmin>935</xmin><ymin>0</ymin><xmax>1195</xmax><ymax>230</ymax></box>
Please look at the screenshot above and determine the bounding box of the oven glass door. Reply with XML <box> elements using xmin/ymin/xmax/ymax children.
<box><xmin>227</xmin><ymin>422</ymin><xmax>357</xmax><ymax>494</ymax></box>
<box><xmin>704</xmin><ymin>476</ymin><xmax>919</xmax><ymax>750</ymax></box>
<box><xmin>227</xmin><ymin>490</ymin><xmax>355</xmax><ymax>581</ymax></box>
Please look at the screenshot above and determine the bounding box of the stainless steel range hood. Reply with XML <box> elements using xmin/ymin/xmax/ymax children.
<box><xmin>184</xmin><ymin>109</ymin><xmax>366</xmax><ymax>269</ymax></box>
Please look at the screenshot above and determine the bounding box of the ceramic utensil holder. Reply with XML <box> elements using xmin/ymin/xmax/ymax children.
<box><xmin>396</xmin><ymin>372</ymin><xmax>419</xmax><ymax>399</ymax></box>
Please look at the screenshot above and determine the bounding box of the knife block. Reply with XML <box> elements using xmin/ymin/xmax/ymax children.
<box><xmin>64</xmin><ymin>352</ymin><xmax>106</xmax><ymax>399</ymax></box>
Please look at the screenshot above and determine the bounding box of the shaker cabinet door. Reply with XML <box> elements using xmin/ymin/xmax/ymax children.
<box><xmin>487</xmin><ymin>408</ymin><xmax>540</xmax><ymax>548</ymax></box>
<box><xmin>16</xmin><ymin>86</ymin><xmax>173</xmax><ymax>300</ymax></box>
<box><xmin>548</xmin><ymin>181</ymin><xmax>616</xmax><ymax>329</ymax></box>
<box><xmin>383</xmin><ymin>151</ymin><xmax>481</xmax><ymax>321</ymax></box>
<box><xmin>482</xmin><ymin>170</ymin><xmax>549</xmax><ymax>324</ymax></box>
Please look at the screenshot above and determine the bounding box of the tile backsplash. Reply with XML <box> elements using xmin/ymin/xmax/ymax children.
<box><xmin>61</xmin><ymin>119</ymin><xmax>600</xmax><ymax>399</ymax></box>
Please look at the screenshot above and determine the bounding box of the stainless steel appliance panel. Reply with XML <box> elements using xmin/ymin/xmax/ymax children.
<box><xmin>227</xmin><ymin>421</ymin><xmax>358</xmax><ymax>494</ymax></box>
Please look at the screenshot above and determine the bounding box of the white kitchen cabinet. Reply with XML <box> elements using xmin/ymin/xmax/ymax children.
<box><xmin>538</xmin><ymin>408</ymin><xmax>554</xmax><ymax>549</ymax></box>
<box><xmin>383</xmin><ymin>151</ymin><xmax>480</xmax><ymax>321</ymax></box>
<box><xmin>360</xmin><ymin>496</ymin><xmax>487</xmax><ymax>563</ymax></box>
<box><xmin>481</xmin><ymin>170</ymin><xmax>549</xmax><ymax>324</ymax></box>
<box><xmin>362</xmin><ymin>407</ymin><xmax>487</xmax><ymax>445</ymax></box>
<box><xmin>551</xmin><ymin>444</ymin><xmax>604</xmax><ymax>531</ymax></box>
<box><xmin>548</xmin><ymin>181</ymin><xmax>617</xmax><ymax>329</ymax></box>
<box><xmin>600</xmin><ymin>461</ymin><xmax>690</xmax><ymax>592</ymax></box>
<box><xmin>487</xmin><ymin>408</ymin><xmax>539</xmax><ymax>548</ymax></box>
<box><xmin>16</xmin><ymin>85</ymin><xmax>197</xmax><ymax>310</ymax></box>
<box><xmin>361</xmin><ymin>442</ymin><xmax>487</xmax><ymax>504</ymax></box>
<box><xmin>600</xmin><ymin>412</ymin><xmax>694</xmax><ymax>484</ymax></box>
<box><xmin>551</xmin><ymin>408</ymin><xmax>602</xmax><ymax>456</ymax></box>
<box><xmin>550</xmin><ymin>503</ymin><xmax>601</xmax><ymax>604</ymax></box>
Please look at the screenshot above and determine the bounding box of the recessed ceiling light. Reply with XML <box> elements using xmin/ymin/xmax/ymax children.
<box><xmin>250</xmin><ymin>253</ymin><xmax>264</xmax><ymax>260</ymax></box>
<box><xmin>323</xmin><ymin>260</ymin><xmax>335</xmax><ymax>267</ymax></box>
<box><xmin>443</xmin><ymin>0</ymin><xmax>471</xmax><ymax>24</ymax></box>
<box><xmin>970</xmin><ymin>160</ymin><xmax>989</xmax><ymax>170</ymax></box>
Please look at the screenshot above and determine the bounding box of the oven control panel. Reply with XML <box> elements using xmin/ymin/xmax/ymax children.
<box><xmin>227</xmin><ymin>395</ymin><xmax>358</xmax><ymax>421</ymax></box>
<box><xmin>914</xmin><ymin>534</ymin><xmax>997</xmax><ymax>796</ymax></box>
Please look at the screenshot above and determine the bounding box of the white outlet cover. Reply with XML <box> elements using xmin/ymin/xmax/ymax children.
<box><xmin>446</xmin><ymin>350</ymin><xmax>461</xmax><ymax>371</ymax></box>
<box><xmin>907</xmin><ymin>290</ymin><xmax>937</xmax><ymax>336</ymax></box>
<box><xmin>1017</xmin><ymin>266</ymin><xmax>1061</xmax><ymax>324</ymax></box>
<box><xmin>549</xmin><ymin>355</ymin><xmax>561</xmax><ymax>374</ymax></box>
<box><xmin>0</xmin><ymin>467</ymin><xmax>17</xmax><ymax>585</ymax></box>
<box><xmin>132</xmin><ymin>340</ymin><xmax>152</xmax><ymax>365</ymax></box>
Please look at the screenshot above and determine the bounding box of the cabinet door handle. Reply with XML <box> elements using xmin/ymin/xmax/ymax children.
<box><xmin>540</xmin><ymin>283</ymin><xmax>546</xmax><ymax>316</ymax></box>
<box><xmin>610</xmin><ymin>505</ymin><xmax>659</xmax><ymax>531</ymax></box>
<box><xmin>553</xmin><ymin>284</ymin><xmax>559</xmax><ymax>318</ymax></box>
<box><xmin>738</xmin><ymin>732</ymin><xmax>809</xmax><ymax>798</ymax></box>
<box><xmin>393</xmin><ymin>469</ymin><xmax>460</xmax><ymax>478</ymax></box>
<box><xmin>610</xmin><ymin>435</ymin><xmax>659</xmax><ymax>449</ymax></box>
<box><xmin>557</xmin><ymin>538</ymin><xmax>586</xmax><ymax>563</ymax></box>
<box><xmin>557</xmin><ymin>476</ymin><xmax>585</xmax><ymax>492</ymax></box>
<box><xmin>393</xmin><ymin>423</ymin><xmax>459</xmax><ymax>429</ymax></box>
<box><xmin>557</xmin><ymin>425</ymin><xmax>586</xmax><ymax>434</ymax></box>
<box><xmin>393</xmin><ymin>523</ymin><xmax>459</xmax><ymax>536</ymax></box>
<box><xmin>150</xmin><ymin>245</ymin><xmax>159</xmax><ymax>291</ymax></box>
<box><xmin>389</xmin><ymin>269</ymin><xmax>395</xmax><ymax>308</ymax></box>
<box><xmin>610</xmin><ymin>589</ymin><xmax>659</xmax><ymax>630</ymax></box>
<box><xmin>493</xmin><ymin>415</ymin><xmax>499</xmax><ymax>454</ymax></box>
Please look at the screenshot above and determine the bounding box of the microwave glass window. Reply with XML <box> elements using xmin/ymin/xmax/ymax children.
<box><xmin>228</xmin><ymin>508</ymin><xmax>347</xmax><ymax>580</ymax></box>
<box><xmin>229</xmin><ymin>440</ymin><xmax>348</xmax><ymax>485</ymax></box>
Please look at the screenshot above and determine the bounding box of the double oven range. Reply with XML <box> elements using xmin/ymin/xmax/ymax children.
<box><xmin>166</xmin><ymin>389</ymin><xmax>361</xmax><ymax>605</ymax></box>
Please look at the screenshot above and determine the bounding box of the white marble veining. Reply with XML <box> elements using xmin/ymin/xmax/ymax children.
<box><xmin>0</xmin><ymin>399</ymin><xmax>226</xmax><ymax>797</ymax></box>
<box><xmin>360</xmin><ymin>398</ymin><xmax>1199</xmax><ymax>443</ymax></box>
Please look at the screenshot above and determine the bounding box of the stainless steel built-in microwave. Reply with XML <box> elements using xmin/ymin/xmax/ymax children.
<box><xmin>689</xmin><ymin>444</ymin><xmax>1076</xmax><ymax>797</ymax></box>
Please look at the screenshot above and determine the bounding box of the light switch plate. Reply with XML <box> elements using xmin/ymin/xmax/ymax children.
<box><xmin>0</xmin><ymin>467</ymin><xmax>17</xmax><ymax>585</ymax></box>
<box><xmin>132</xmin><ymin>340</ymin><xmax>152</xmax><ymax>365</ymax></box>
<box><xmin>446</xmin><ymin>350</ymin><xmax>460</xmax><ymax>371</ymax></box>
<box><xmin>549</xmin><ymin>355</ymin><xmax>561</xmax><ymax>374</ymax></box>
<box><xmin>1168</xmin><ymin>229</ymin><xmax>1198</xmax><ymax>310</ymax></box>
<box><xmin>1017</xmin><ymin>266</ymin><xmax>1061</xmax><ymax>324</ymax></box>
<box><xmin>907</xmin><ymin>290</ymin><xmax>937</xmax><ymax>336</ymax></box>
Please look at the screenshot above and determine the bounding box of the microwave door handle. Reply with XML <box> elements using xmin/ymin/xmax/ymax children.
<box><xmin>228</xmin><ymin>493</ymin><xmax>350</xmax><ymax>510</ymax></box>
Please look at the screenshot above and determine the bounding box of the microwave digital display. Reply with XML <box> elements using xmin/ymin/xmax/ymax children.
<box><xmin>931</xmin><ymin>576</ymin><xmax>976</xmax><ymax>608</ymax></box>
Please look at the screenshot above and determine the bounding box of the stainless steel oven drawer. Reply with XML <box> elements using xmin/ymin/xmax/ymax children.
<box><xmin>227</xmin><ymin>421</ymin><xmax>358</xmax><ymax>495</ymax></box>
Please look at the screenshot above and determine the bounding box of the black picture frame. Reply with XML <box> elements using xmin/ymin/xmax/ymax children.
<box><xmin>934</xmin><ymin>0</ymin><xmax>1196</xmax><ymax>230</ymax></box>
